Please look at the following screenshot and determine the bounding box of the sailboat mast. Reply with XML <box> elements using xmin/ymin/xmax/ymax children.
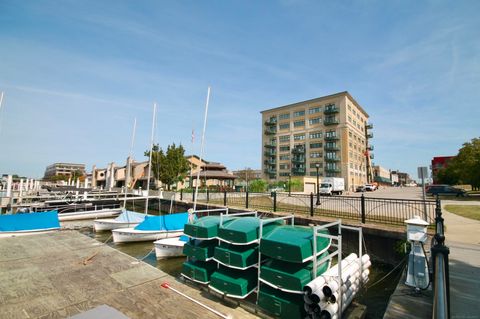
<box><xmin>123</xmin><ymin>117</ymin><xmax>137</xmax><ymax>208</ymax></box>
<box><xmin>193</xmin><ymin>87</ymin><xmax>211</xmax><ymax>211</ymax></box>
<box><xmin>145</xmin><ymin>103</ymin><xmax>157</xmax><ymax>214</ymax></box>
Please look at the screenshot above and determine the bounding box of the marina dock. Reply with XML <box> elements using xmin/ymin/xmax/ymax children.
<box><xmin>0</xmin><ymin>231</ymin><xmax>257</xmax><ymax>319</ymax></box>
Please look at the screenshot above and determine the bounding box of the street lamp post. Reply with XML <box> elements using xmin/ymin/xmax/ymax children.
<box><xmin>288</xmin><ymin>173</ymin><xmax>291</xmax><ymax>197</ymax></box>
<box><xmin>315</xmin><ymin>163</ymin><xmax>320</xmax><ymax>205</ymax></box>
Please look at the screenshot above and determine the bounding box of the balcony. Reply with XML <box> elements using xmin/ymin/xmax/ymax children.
<box><xmin>324</xmin><ymin>118</ymin><xmax>339</xmax><ymax>126</ymax></box>
<box><xmin>324</xmin><ymin>106</ymin><xmax>339</xmax><ymax>115</ymax></box>
<box><xmin>325</xmin><ymin>167</ymin><xmax>341</xmax><ymax>173</ymax></box>
<box><xmin>264</xmin><ymin>150</ymin><xmax>276</xmax><ymax>157</ymax></box>
<box><xmin>291</xmin><ymin>156</ymin><xmax>306</xmax><ymax>163</ymax></box>
<box><xmin>367</xmin><ymin>132</ymin><xmax>373</xmax><ymax>139</ymax></box>
<box><xmin>368</xmin><ymin>145</ymin><xmax>374</xmax><ymax>151</ymax></box>
<box><xmin>264</xmin><ymin>128</ymin><xmax>277</xmax><ymax>135</ymax></box>
<box><xmin>370</xmin><ymin>153</ymin><xmax>374</xmax><ymax>159</ymax></box>
<box><xmin>325</xmin><ymin>156</ymin><xmax>341</xmax><ymax>162</ymax></box>
<box><xmin>292</xmin><ymin>168</ymin><xmax>306</xmax><ymax>175</ymax></box>
<box><xmin>265</xmin><ymin>118</ymin><xmax>277</xmax><ymax>126</ymax></box>
<box><xmin>366</xmin><ymin>123</ymin><xmax>373</xmax><ymax>129</ymax></box>
<box><xmin>291</xmin><ymin>146</ymin><xmax>305</xmax><ymax>154</ymax></box>
<box><xmin>264</xmin><ymin>168</ymin><xmax>276</xmax><ymax>176</ymax></box>
<box><xmin>264</xmin><ymin>142</ymin><xmax>277</xmax><ymax>148</ymax></box>
<box><xmin>324</xmin><ymin>135</ymin><xmax>339</xmax><ymax>141</ymax></box>
<box><xmin>264</xmin><ymin>159</ymin><xmax>276</xmax><ymax>165</ymax></box>
<box><xmin>324</xmin><ymin>145</ymin><xmax>340</xmax><ymax>151</ymax></box>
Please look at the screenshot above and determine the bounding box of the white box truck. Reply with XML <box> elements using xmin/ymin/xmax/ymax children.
<box><xmin>319</xmin><ymin>177</ymin><xmax>345</xmax><ymax>196</ymax></box>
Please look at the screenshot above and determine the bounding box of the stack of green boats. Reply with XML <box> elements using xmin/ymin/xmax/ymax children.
<box><xmin>209</xmin><ymin>217</ymin><xmax>283</xmax><ymax>298</ymax></box>
<box><xmin>257</xmin><ymin>225</ymin><xmax>332</xmax><ymax>318</ymax></box>
<box><xmin>182</xmin><ymin>215</ymin><xmax>234</xmax><ymax>284</ymax></box>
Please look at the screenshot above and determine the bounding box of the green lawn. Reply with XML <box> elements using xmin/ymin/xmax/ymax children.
<box><xmin>444</xmin><ymin>205</ymin><xmax>480</xmax><ymax>221</ymax></box>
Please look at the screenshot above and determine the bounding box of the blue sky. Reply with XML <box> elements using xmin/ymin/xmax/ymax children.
<box><xmin>1</xmin><ymin>0</ymin><xmax>479</xmax><ymax>179</ymax></box>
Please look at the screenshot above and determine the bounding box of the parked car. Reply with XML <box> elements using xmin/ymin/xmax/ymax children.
<box><xmin>364</xmin><ymin>184</ymin><xmax>377</xmax><ymax>191</ymax></box>
<box><xmin>426</xmin><ymin>185</ymin><xmax>466</xmax><ymax>197</ymax></box>
<box><xmin>356</xmin><ymin>185</ymin><xmax>366</xmax><ymax>192</ymax></box>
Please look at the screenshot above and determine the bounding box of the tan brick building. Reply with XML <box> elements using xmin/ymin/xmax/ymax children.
<box><xmin>260</xmin><ymin>91</ymin><xmax>373</xmax><ymax>192</ymax></box>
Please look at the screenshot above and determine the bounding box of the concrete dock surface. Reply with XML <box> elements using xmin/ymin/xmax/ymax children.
<box><xmin>0</xmin><ymin>230</ymin><xmax>257</xmax><ymax>319</ymax></box>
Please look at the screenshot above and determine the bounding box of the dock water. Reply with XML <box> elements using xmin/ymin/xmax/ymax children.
<box><xmin>0</xmin><ymin>230</ymin><xmax>257</xmax><ymax>319</ymax></box>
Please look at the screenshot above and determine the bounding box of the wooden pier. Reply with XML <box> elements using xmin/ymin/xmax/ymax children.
<box><xmin>0</xmin><ymin>231</ymin><xmax>257</xmax><ymax>319</ymax></box>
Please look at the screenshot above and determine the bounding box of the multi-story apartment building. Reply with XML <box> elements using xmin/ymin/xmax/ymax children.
<box><xmin>260</xmin><ymin>91</ymin><xmax>373</xmax><ymax>192</ymax></box>
<box><xmin>44</xmin><ymin>162</ymin><xmax>86</xmax><ymax>179</ymax></box>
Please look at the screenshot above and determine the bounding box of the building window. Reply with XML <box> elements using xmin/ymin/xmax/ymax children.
<box><xmin>293</xmin><ymin>120</ymin><xmax>305</xmax><ymax>127</ymax></box>
<box><xmin>308</xmin><ymin>107</ymin><xmax>321</xmax><ymax>114</ymax></box>
<box><xmin>310</xmin><ymin>142</ymin><xmax>322</xmax><ymax>149</ymax></box>
<box><xmin>310</xmin><ymin>162</ymin><xmax>323</xmax><ymax>168</ymax></box>
<box><xmin>279</xmin><ymin>135</ymin><xmax>290</xmax><ymax>143</ymax></box>
<box><xmin>279</xmin><ymin>155</ymin><xmax>290</xmax><ymax>160</ymax></box>
<box><xmin>279</xmin><ymin>123</ymin><xmax>290</xmax><ymax>130</ymax></box>
<box><xmin>279</xmin><ymin>145</ymin><xmax>290</xmax><ymax>152</ymax></box>
<box><xmin>279</xmin><ymin>172</ymin><xmax>290</xmax><ymax>177</ymax></box>
<box><xmin>309</xmin><ymin>131</ymin><xmax>322</xmax><ymax>139</ymax></box>
<box><xmin>310</xmin><ymin>152</ymin><xmax>321</xmax><ymax>158</ymax></box>
<box><xmin>293</xmin><ymin>110</ymin><xmax>305</xmax><ymax>117</ymax></box>
<box><xmin>348</xmin><ymin>116</ymin><xmax>352</xmax><ymax>123</ymax></box>
<box><xmin>294</xmin><ymin>134</ymin><xmax>305</xmax><ymax>141</ymax></box>
<box><xmin>308</xmin><ymin>117</ymin><xmax>322</xmax><ymax>125</ymax></box>
<box><xmin>279</xmin><ymin>164</ymin><xmax>290</xmax><ymax>170</ymax></box>
<box><xmin>325</xmin><ymin>152</ymin><xmax>337</xmax><ymax>159</ymax></box>
<box><xmin>279</xmin><ymin>113</ymin><xmax>290</xmax><ymax>120</ymax></box>
<box><xmin>325</xmin><ymin>131</ymin><xmax>337</xmax><ymax>138</ymax></box>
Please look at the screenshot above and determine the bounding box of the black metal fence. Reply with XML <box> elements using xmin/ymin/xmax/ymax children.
<box><xmin>179</xmin><ymin>190</ymin><xmax>437</xmax><ymax>226</ymax></box>
<box><xmin>431</xmin><ymin>196</ymin><xmax>450</xmax><ymax>318</ymax></box>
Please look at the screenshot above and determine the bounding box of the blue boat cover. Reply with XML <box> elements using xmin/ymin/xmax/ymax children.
<box><xmin>0</xmin><ymin>211</ymin><xmax>60</xmax><ymax>232</ymax></box>
<box><xmin>134</xmin><ymin>212</ymin><xmax>191</xmax><ymax>231</ymax></box>
<box><xmin>179</xmin><ymin>235</ymin><xmax>189</xmax><ymax>242</ymax></box>
<box><xmin>115</xmin><ymin>210</ymin><xmax>148</xmax><ymax>223</ymax></box>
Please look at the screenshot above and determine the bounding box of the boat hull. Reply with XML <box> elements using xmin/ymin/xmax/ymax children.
<box><xmin>93</xmin><ymin>219</ymin><xmax>141</xmax><ymax>231</ymax></box>
<box><xmin>154</xmin><ymin>237</ymin><xmax>186</xmax><ymax>259</ymax></box>
<box><xmin>58</xmin><ymin>209</ymin><xmax>122</xmax><ymax>221</ymax></box>
<box><xmin>0</xmin><ymin>228</ymin><xmax>60</xmax><ymax>238</ymax></box>
<box><xmin>111</xmin><ymin>228</ymin><xmax>183</xmax><ymax>243</ymax></box>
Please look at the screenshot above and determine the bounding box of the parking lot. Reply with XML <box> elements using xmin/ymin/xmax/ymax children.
<box><xmin>344</xmin><ymin>186</ymin><xmax>426</xmax><ymax>200</ymax></box>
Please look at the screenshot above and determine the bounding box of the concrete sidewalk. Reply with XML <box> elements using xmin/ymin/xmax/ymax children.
<box><xmin>441</xmin><ymin>201</ymin><xmax>480</xmax><ymax>319</ymax></box>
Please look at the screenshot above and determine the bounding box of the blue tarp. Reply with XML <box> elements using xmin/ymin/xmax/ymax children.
<box><xmin>0</xmin><ymin>211</ymin><xmax>60</xmax><ymax>232</ymax></box>
<box><xmin>179</xmin><ymin>235</ymin><xmax>189</xmax><ymax>242</ymax></box>
<box><xmin>115</xmin><ymin>210</ymin><xmax>148</xmax><ymax>223</ymax></box>
<box><xmin>134</xmin><ymin>212</ymin><xmax>191</xmax><ymax>231</ymax></box>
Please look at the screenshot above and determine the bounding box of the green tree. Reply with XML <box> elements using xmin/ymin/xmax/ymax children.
<box><xmin>145</xmin><ymin>143</ymin><xmax>190</xmax><ymax>190</ymax></box>
<box><xmin>248</xmin><ymin>179</ymin><xmax>268</xmax><ymax>192</ymax></box>
<box><xmin>452</xmin><ymin>137</ymin><xmax>480</xmax><ymax>190</ymax></box>
<box><xmin>438</xmin><ymin>137</ymin><xmax>480</xmax><ymax>190</ymax></box>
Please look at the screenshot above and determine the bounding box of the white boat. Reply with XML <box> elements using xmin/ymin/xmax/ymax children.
<box><xmin>154</xmin><ymin>235</ymin><xmax>189</xmax><ymax>259</ymax></box>
<box><xmin>111</xmin><ymin>212</ymin><xmax>190</xmax><ymax>243</ymax></box>
<box><xmin>58</xmin><ymin>207</ymin><xmax>122</xmax><ymax>221</ymax></box>
<box><xmin>94</xmin><ymin>210</ymin><xmax>150</xmax><ymax>231</ymax></box>
<box><xmin>0</xmin><ymin>211</ymin><xmax>61</xmax><ymax>238</ymax></box>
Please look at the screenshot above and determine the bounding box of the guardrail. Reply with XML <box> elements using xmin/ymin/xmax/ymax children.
<box><xmin>178</xmin><ymin>190</ymin><xmax>437</xmax><ymax>226</ymax></box>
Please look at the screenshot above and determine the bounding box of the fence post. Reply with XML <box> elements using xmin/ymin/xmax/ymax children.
<box><xmin>180</xmin><ymin>189</ymin><xmax>183</xmax><ymax>201</ymax></box>
<box><xmin>310</xmin><ymin>192</ymin><xmax>314</xmax><ymax>217</ymax></box>
<box><xmin>432</xmin><ymin>195</ymin><xmax>450</xmax><ymax>319</ymax></box>
<box><xmin>192</xmin><ymin>190</ymin><xmax>196</xmax><ymax>204</ymax></box>
<box><xmin>246</xmin><ymin>191</ymin><xmax>249</xmax><ymax>209</ymax></box>
<box><xmin>223</xmin><ymin>191</ymin><xmax>227</xmax><ymax>206</ymax></box>
<box><xmin>207</xmin><ymin>189</ymin><xmax>210</xmax><ymax>203</ymax></box>
<box><xmin>273</xmin><ymin>191</ymin><xmax>277</xmax><ymax>212</ymax></box>
<box><xmin>361</xmin><ymin>194</ymin><xmax>366</xmax><ymax>223</ymax></box>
